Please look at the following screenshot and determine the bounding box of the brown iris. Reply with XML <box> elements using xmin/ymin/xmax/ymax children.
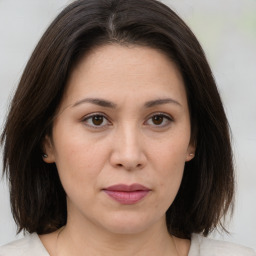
<box><xmin>92</xmin><ymin>115</ymin><xmax>104</xmax><ymax>126</ymax></box>
<box><xmin>152</xmin><ymin>115</ymin><xmax>164</xmax><ymax>125</ymax></box>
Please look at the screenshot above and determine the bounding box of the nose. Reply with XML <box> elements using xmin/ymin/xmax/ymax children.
<box><xmin>109</xmin><ymin>124</ymin><xmax>147</xmax><ymax>171</ymax></box>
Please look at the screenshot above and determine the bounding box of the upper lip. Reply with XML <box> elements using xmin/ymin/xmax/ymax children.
<box><xmin>103</xmin><ymin>183</ymin><xmax>151</xmax><ymax>192</ymax></box>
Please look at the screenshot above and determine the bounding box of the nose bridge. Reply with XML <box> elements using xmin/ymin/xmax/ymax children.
<box><xmin>110</xmin><ymin>121</ymin><xmax>146</xmax><ymax>170</ymax></box>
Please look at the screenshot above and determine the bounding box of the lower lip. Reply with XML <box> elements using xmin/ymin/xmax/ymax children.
<box><xmin>103</xmin><ymin>190</ymin><xmax>150</xmax><ymax>205</ymax></box>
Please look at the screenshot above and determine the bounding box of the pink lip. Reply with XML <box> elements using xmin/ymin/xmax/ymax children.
<box><xmin>103</xmin><ymin>183</ymin><xmax>151</xmax><ymax>205</ymax></box>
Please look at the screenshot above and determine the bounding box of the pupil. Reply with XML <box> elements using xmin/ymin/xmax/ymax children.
<box><xmin>153</xmin><ymin>116</ymin><xmax>163</xmax><ymax>125</ymax></box>
<box><xmin>92</xmin><ymin>116</ymin><xmax>103</xmax><ymax>125</ymax></box>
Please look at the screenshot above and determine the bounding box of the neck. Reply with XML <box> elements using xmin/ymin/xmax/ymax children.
<box><xmin>55</xmin><ymin>216</ymin><xmax>180</xmax><ymax>256</ymax></box>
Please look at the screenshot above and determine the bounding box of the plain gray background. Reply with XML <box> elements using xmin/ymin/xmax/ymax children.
<box><xmin>0</xmin><ymin>0</ymin><xmax>255</xmax><ymax>249</ymax></box>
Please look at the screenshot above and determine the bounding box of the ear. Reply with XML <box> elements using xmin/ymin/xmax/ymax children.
<box><xmin>42</xmin><ymin>135</ymin><xmax>56</xmax><ymax>163</ymax></box>
<box><xmin>185</xmin><ymin>142</ymin><xmax>196</xmax><ymax>162</ymax></box>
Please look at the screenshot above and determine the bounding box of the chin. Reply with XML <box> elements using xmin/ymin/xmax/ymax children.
<box><xmin>100</xmin><ymin>212</ymin><xmax>161</xmax><ymax>235</ymax></box>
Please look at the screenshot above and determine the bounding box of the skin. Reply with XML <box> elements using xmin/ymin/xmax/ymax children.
<box><xmin>42</xmin><ymin>44</ymin><xmax>195</xmax><ymax>256</ymax></box>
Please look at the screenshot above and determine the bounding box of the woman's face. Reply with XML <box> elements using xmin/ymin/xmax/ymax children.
<box><xmin>44</xmin><ymin>44</ymin><xmax>195</xmax><ymax>234</ymax></box>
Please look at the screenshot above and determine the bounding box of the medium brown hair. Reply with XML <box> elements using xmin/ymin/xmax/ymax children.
<box><xmin>1</xmin><ymin>0</ymin><xmax>234</xmax><ymax>239</ymax></box>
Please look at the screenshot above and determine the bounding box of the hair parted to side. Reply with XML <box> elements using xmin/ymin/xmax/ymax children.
<box><xmin>1</xmin><ymin>0</ymin><xmax>234</xmax><ymax>238</ymax></box>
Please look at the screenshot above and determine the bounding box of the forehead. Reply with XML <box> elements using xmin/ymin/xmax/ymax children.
<box><xmin>62</xmin><ymin>44</ymin><xmax>187</xmax><ymax>107</ymax></box>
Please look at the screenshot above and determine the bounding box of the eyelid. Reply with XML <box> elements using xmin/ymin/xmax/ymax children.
<box><xmin>144</xmin><ymin>112</ymin><xmax>174</xmax><ymax>127</ymax></box>
<box><xmin>81</xmin><ymin>112</ymin><xmax>173</xmax><ymax>129</ymax></box>
<box><xmin>81</xmin><ymin>112</ymin><xmax>112</xmax><ymax>129</ymax></box>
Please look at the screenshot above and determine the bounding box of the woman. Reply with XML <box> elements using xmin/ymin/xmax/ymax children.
<box><xmin>0</xmin><ymin>0</ymin><xmax>255</xmax><ymax>255</ymax></box>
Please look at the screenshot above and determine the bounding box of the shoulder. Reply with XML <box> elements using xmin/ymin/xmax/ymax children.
<box><xmin>189</xmin><ymin>234</ymin><xmax>256</xmax><ymax>256</ymax></box>
<box><xmin>0</xmin><ymin>233</ymin><xmax>49</xmax><ymax>256</ymax></box>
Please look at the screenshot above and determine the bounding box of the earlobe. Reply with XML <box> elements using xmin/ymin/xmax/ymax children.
<box><xmin>186</xmin><ymin>143</ymin><xmax>196</xmax><ymax>162</ymax></box>
<box><xmin>42</xmin><ymin>135</ymin><xmax>55</xmax><ymax>163</ymax></box>
<box><xmin>186</xmin><ymin>152</ymin><xmax>195</xmax><ymax>162</ymax></box>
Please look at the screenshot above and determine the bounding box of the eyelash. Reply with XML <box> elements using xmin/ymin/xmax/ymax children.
<box><xmin>144</xmin><ymin>113</ymin><xmax>173</xmax><ymax>127</ymax></box>
<box><xmin>81</xmin><ymin>112</ymin><xmax>173</xmax><ymax>129</ymax></box>
<box><xmin>82</xmin><ymin>113</ymin><xmax>111</xmax><ymax>129</ymax></box>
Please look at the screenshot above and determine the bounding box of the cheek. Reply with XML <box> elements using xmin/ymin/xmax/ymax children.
<box><xmin>150</xmin><ymin>136</ymin><xmax>188</xmax><ymax>207</ymax></box>
<box><xmin>153</xmin><ymin>163</ymin><xmax>185</xmax><ymax>215</ymax></box>
<box><xmin>52</xmin><ymin>127</ymin><xmax>110</xmax><ymax>192</ymax></box>
<box><xmin>53</xmin><ymin>140</ymin><xmax>108</xmax><ymax>212</ymax></box>
<box><xmin>157</xmin><ymin>157</ymin><xmax>185</xmax><ymax>199</ymax></box>
<box><xmin>151</xmin><ymin>134</ymin><xmax>189</xmax><ymax>177</ymax></box>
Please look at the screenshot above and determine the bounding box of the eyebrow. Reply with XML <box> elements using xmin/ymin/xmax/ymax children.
<box><xmin>72</xmin><ymin>97</ymin><xmax>181</xmax><ymax>108</ymax></box>
<box><xmin>144</xmin><ymin>98</ymin><xmax>181</xmax><ymax>108</ymax></box>
<box><xmin>72</xmin><ymin>98</ymin><xmax>117</xmax><ymax>108</ymax></box>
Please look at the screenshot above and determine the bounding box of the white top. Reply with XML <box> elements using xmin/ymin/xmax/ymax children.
<box><xmin>0</xmin><ymin>233</ymin><xmax>255</xmax><ymax>256</ymax></box>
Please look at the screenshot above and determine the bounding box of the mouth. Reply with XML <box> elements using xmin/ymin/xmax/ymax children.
<box><xmin>102</xmin><ymin>183</ymin><xmax>151</xmax><ymax>205</ymax></box>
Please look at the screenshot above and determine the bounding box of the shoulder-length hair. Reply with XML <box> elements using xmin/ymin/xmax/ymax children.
<box><xmin>1</xmin><ymin>0</ymin><xmax>234</xmax><ymax>238</ymax></box>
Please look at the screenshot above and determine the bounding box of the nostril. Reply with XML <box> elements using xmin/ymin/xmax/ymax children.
<box><xmin>110</xmin><ymin>147</ymin><xmax>147</xmax><ymax>170</ymax></box>
<box><xmin>115</xmin><ymin>162</ymin><xmax>143</xmax><ymax>170</ymax></box>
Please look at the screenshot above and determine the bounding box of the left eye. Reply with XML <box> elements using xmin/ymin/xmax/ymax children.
<box><xmin>83</xmin><ymin>114</ymin><xmax>110</xmax><ymax>128</ymax></box>
<box><xmin>145</xmin><ymin>114</ymin><xmax>173</xmax><ymax>127</ymax></box>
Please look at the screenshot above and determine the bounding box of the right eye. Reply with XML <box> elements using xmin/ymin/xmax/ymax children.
<box><xmin>82</xmin><ymin>114</ymin><xmax>110</xmax><ymax>129</ymax></box>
